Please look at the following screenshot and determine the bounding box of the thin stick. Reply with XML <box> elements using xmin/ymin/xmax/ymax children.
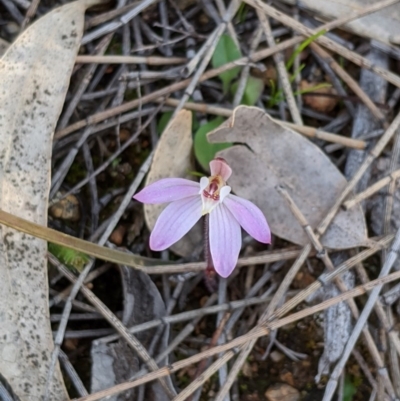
<box><xmin>312</xmin><ymin>48</ymin><xmax>355</xmax><ymax>117</ymax></box>
<box><xmin>232</xmin><ymin>26</ymin><xmax>262</xmax><ymax>107</ymax></box>
<box><xmin>94</xmin><ymin>295</ymin><xmax>275</xmax><ymax>343</ymax></box>
<box><xmin>56</xmin><ymin>0</ymin><xmax>400</xmax><ymax>139</ymax></box>
<box><xmin>58</xmin><ymin>34</ymin><xmax>113</xmax><ymax>130</ymax></box>
<box><xmin>58</xmin><ymin>350</ymin><xmax>88</xmax><ymax>397</ymax></box>
<box><xmin>159</xmin><ymin>97</ymin><xmax>366</xmax><ymax>149</ymax></box>
<box><xmin>85</xmin><ymin>2</ymin><xmax>140</xmax><ymax>29</ymax></box>
<box><xmin>214</xmin><ymin>104</ymin><xmax>400</xmax><ymax>398</ymax></box>
<box><xmin>244</xmin><ymin>0</ymin><xmax>400</xmax><ymax>87</ymax></box>
<box><xmin>309</xmin><ymin>42</ymin><xmax>386</xmax><ymax>125</ymax></box>
<box><xmin>81</xmin><ymin>0</ymin><xmax>159</xmax><ymax>45</ymax></box>
<box><xmin>0</xmin><ymin>208</ymin><xmax>156</xmax><ymax>269</ymax></box>
<box><xmin>21</xmin><ymin>0</ymin><xmax>40</xmax><ymax>29</ymax></box>
<box><xmin>183</xmin><ymin>312</ymin><xmax>231</xmax><ymax>401</ymax></box>
<box><xmin>344</xmin><ymin>169</ymin><xmax>400</xmax><ymax>210</ymax></box>
<box><xmin>171</xmin><ymin>0</ymin><xmax>240</xmax><ymax>119</ymax></box>
<box><xmin>317</xmin><ymin>110</ymin><xmax>400</xmax><ymax>237</ymax></box>
<box><xmin>323</xmin><ymin>228</ymin><xmax>400</xmax><ymax>401</ymax></box>
<box><xmin>277</xmin><ymin>185</ymin><xmax>400</xmax><ymax>385</ymax></box>
<box><xmin>383</xmin><ymin>128</ymin><xmax>400</xmax><ymax>260</ymax></box>
<box><xmin>0</xmin><ymin>207</ymin><xmax>306</xmax><ymax>273</ymax></box>
<box><xmin>54</xmin><ymin>105</ymin><xmax>163</xmax><ymax>201</ymax></box>
<box><xmin>72</xmin><ymin>266</ymin><xmax>400</xmax><ymax>401</ymax></box>
<box><xmin>75</xmin><ymin>55</ymin><xmax>187</xmax><ymax>65</ymax></box>
<box><xmin>257</xmin><ymin>10</ymin><xmax>303</xmax><ymax>125</ymax></box>
<box><xmin>51</xmin><ymin>37</ymin><xmax>318</xmax><ymax>139</ymax></box>
<box><xmin>44</xmin><ymin>153</ymin><xmax>156</xmax><ymax>399</ymax></box>
<box><xmin>51</xmin><ymin>256</ymin><xmax>176</xmax><ymax>398</ymax></box>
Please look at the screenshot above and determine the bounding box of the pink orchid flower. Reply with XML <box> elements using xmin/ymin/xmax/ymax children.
<box><xmin>133</xmin><ymin>158</ymin><xmax>271</xmax><ymax>278</ymax></box>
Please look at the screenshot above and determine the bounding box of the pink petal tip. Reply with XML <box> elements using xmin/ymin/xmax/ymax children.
<box><xmin>209</xmin><ymin>158</ymin><xmax>232</xmax><ymax>181</ymax></box>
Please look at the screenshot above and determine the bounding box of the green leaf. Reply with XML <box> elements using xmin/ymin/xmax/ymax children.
<box><xmin>294</xmin><ymin>82</ymin><xmax>332</xmax><ymax>96</ymax></box>
<box><xmin>231</xmin><ymin>76</ymin><xmax>265</xmax><ymax>106</ymax></box>
<box><xmin>194</xmin><ymin>117</ymin><xmax>232</xmax><ymax>171</ymax></box>
<box><xmin>48</xmin><ymin>243</ymin><xmax>90</xmax><ymax>272</ymax></box>
<box><xmin>157</xmin><ymin>110</ymin><xmax>199</xmax><ymax>135</ymax></box>
<box><xmin>157</xmin><ymin>111</ymin><xmax>173</xmax><ymax>135</ymax></box>
<box><xmin>286</xmin><ymin>28</ymin><xmax>327</xmax><ymax>71</ymax></box>
<box><xmin>343</xmin><ymin>376</ymin><xmax>357</xmax><ymax>401</ymax></box>
<box><xmin>235</xmin><ymin>3</ymin><xmax>248</xmax><ymax>24</ymax></box>
<box><xmin>212</xmin><ymin>34</ymin><xmax>242</xmax><ymax>93</ymax></box>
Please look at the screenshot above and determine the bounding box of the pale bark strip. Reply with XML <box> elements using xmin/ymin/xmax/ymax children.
<box><xmin>0</xmin><ymin>2</ymin><xmax>98</xmax><ymax>400</ymax></box>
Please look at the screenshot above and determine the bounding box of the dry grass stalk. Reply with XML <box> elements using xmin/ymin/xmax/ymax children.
<box><xmin>51</xmin><ymin>256</ymin><xmax>176</xmax><ymax>398</ymax></box>
<box><xmin>257</xmin><ymin>9</ymin><xmax>303</xmax><ymax>125</ymax></box>
<box><xmin>212</xmin><ymin>108</ymin><xmax>400</xmax><ymax>400</ymax></box>
<box><xmin>75</xmin><ymin>54</ymin><xmax>187</xmax><ymax>65</ymax></box>
<box><xmin>244</xmin><ymin>0</ymin><xmax>400</xmax><ymax>87</ymax></box>
<box><xmin>71</xmin><ymin>265</ymin><xmax>400</xmax><ymax>401</ymax></box>
<box><xmin>277</xmin><ymin>186</ymin><xmax>400</xmax><ymax>391</ymax></box>
<box><xmin>344</xmin><ymin>169</ymin><xmax>400</xmax><ymax>210</ymax></box>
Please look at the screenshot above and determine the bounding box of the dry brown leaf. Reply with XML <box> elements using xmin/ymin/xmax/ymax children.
<box><xmin>144</xmin><ymin>110</ymin><xmax>202</xmax><ymax>257</ymax></box>
<box><xmin>208</xmin><ymin>106</ymin><xmax>367</xmax><ymax>249</ymax></box>
<box><xmin>0</xmin><ymin>1</ymin><xmax>100</xmax><ymax>399</ymax></box>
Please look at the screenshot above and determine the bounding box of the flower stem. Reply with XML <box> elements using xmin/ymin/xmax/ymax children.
<box><xmin>203</xmin><ymin>214</ymin><xmax>217</xmax><ymax>291</ymax></box>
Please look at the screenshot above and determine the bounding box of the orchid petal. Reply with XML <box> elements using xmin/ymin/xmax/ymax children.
<box><xmin>210</xmin><ymin>158</ymin><xmax>232</xmax><ymax>181</ymax></box>
<box><xmin>209</xmin><ymin>205</ymin><xmax>241</xmax><ymax>278</ymax></box>
<box><xmin>219</xmin><ymin>185</ymin><xmax>231</xmax><ymax>202</ymax></box>
<box><xmin>223</xmin><ymin>194</ymin><xmax>271</xmax><ymax>243</ymax></box>
<box><xmin>133</xmin><ymin>178</ymin><xmax>200</xmax><ymax>204</ymax></box>
<box><xmin>199</xmin><ymin>176</ymin><xmax>208</xmax><ymax>193</ymax></box>
<box><xmin>150</xmin><ymin>196</ymin><xmax>202</xmax><ymax>250</ymax></box>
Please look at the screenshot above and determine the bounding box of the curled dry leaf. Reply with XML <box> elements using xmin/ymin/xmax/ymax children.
<box><xmin>208</xmin><ymin>106</ymin><xmax>367</xmax><ymax>249</ymax></box>
<box><xmin>0</xmin><ymin>1</ymin><xmax>101</xmax><ymax>399</ymax></box>
<box><xmin>144</xmin><ymin>110</ymin><xmax>202</xmax><ymax>257</ymax></box>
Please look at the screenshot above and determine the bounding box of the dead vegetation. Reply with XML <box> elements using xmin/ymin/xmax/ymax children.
<box><xmin>1</xmin><ymin>0</ymin><xmax>400</xmax><ymax>400</ymax></box>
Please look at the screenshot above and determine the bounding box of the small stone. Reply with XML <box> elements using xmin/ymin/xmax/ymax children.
<box><xmin>300</xmin><ymin>80</ymin><xmax>338</xmax><ymax>113</ymax></box>
<box><xmin>110</xmin><ymin>225</ymin><xmax>126</xmax><ymax>246</ymax></box>
<box><xmin>265</xmin><ymin>383</ymin><xmax>300</xmax><ymax>401</ymax></box>
<box><xmin>270</xmin><ymin>350</ymin><xmax>284</xmax><ymax>363</ymax></box>
<box><xmin>280</xmin><ymin>371</ymin><xmax>295</xmax><ymax>387</ymax></box>
<box><xmin>63</xmin><ymin>338</ymin><xmax>78</xmax><ymax>351</ymax></box>
<box><xmin>242</xmin><ymin>361</ymin><xmax>253</xmax><ymax>378</ymax></box>
<box><xmin>49</xmin><ymin>194</ymin><xmax>80</xmax><ymax>221</ymax></box>
<box><xmin>119</xmin><ymin>128</ymin><xmax>130</xmax><ymax>142</ymax></box>
<box><xmin>5</xmin><ymin>22</ymin><xmax>20</xmax><ymax>36</ymax></box>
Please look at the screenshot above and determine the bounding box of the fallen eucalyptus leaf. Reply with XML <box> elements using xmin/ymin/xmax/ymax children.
<box><xmin>91</xmin><ymin>266</ymin><xmax>175</xmax><ymax>401</ymax></box>
<box><xmin>281</xmin><ymin>0</ymin><xmax>400</xmax><ymax>45</ymax></box>
<box><xmin>145</xmin><ymin>110</ymin><xmax>202</xmax><ymax>257</ymax></box>
<box><xmin>0</xmin><ymin>1</ymin><xmax>100</xmax><ymax>399</ymax></box>
<box><xmin>208</xmin><ymin>106</ymin><xmax>367</xmax><ymax>249</ymax></box>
